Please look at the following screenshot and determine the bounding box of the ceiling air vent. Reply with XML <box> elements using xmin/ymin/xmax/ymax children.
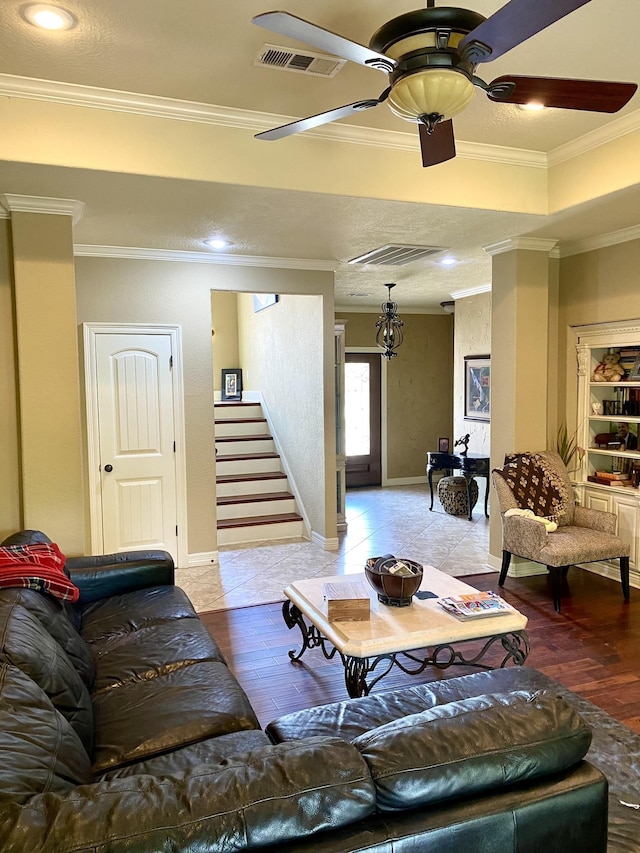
<box><xmin>348</xmin><ymin>244</ymin><xmax>447</xmax><ymax>267</ymax></box>
<box><xmin>255</xmin><ymin>44</ymin><xmax>346</xmax><ymax>77</ymax></box>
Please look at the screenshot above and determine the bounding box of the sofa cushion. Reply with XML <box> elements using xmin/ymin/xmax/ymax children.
<box><xmin>0</xmin><ymin>588</ymin><xmax>94</xmax><ymax>688</ymax></box>
<box><xmin>79</xmin><ymin>585</ymin><xmax>198</xmax><ymax>644</ymax></box>
<box><xmin>352</xmin><ymin>691</ymin><xmax>592</xmax><ymax>811</ymax></box>
<box><xmin>92</xmin><ymin>660</ymin><xmax>261</xmax><ymax>773</ymax></box>
<box><xmin>0</xmin><ymin>737</ymin><xmax>376</xmax><ymax>852</ymax></box>
<box><xmin>90</xmin><ymin>618</ymin><xmax>225</xmax><ymax>693</ymax></box>
<box><xmin>0</xmin><ymin>600</ymin><xmax>94</xmax><ymax>753</ymax></box>
<box><xmin>0</xmin><ymin>663</ymin><xmax>92</xmax><ymax>804</ymax></box>
<box><xmin>101</xmin><ymin>729</ymin><xmax>271</xmax><ymax>780</ymax></box>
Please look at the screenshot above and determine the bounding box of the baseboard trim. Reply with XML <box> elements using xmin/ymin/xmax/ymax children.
<box><xmin>187</xmin><ymin>551</ymin><xmax>219</xmax><ymax>567</ymax></box>
<box><xmin>497</xmin><ymin>557</ymin><xmax>639</xmax><ymax>588</ymax></box>
<box><xmin>504</xmin><ymin>558</ymin><xmax>548</xmax><ymax>578</ymax></box>
<box><xmin>579</xmin><ymin>560</ymin><xmax>640</xmax><ymax>590</ymax></box>
<box><xmin>312</xmin><ymin>531</ymin><xmax>340</xmax><ymax>551</ymax></box>
<box><xmin>384</xmin><ymin>476</ymin><xmax>428</xmax><ymax>486</ymax></box>
<box><xmin>486</xmin><ymin>553</ymin><xmax>502</xmax><ymax>572</ymax></box>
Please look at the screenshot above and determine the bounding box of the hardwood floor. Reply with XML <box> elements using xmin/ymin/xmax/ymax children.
<box><xmin>200</xmin><ymin>567</ymin><xmax>640</xmax><ymax>733</ymax></box>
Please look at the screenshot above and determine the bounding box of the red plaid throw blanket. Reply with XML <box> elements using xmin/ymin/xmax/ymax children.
<box><xmin>0</xmin><ymin>543</ymin><xmax>79</xmax><ymax>602</ymax></box>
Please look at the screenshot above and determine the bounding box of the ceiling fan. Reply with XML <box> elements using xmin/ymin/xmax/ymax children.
<box><xmin>252</xmin><ymin>0</ymin><xmax>637</xmax><ymax>166</ymax></box>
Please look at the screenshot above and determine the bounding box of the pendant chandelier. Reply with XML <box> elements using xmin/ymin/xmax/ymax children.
<box><xmin>375</xmin><ymin>283</ymin><xmax>404</xmax><ymax>360</ymax></box>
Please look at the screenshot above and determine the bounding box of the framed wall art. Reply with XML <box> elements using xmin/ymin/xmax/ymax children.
<box><xmin>464</xmin><ymin>355</ymin><xmax>490</xmax><ymax>421</ymax></box>
<box><xmin>221</xmin><ymin>368</ymin><xmax>242</xmax><ymax>401</ymax></box>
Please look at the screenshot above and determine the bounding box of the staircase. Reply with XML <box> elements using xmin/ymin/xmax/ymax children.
<box><xmin>214</xmin><ymin>401</ymin><xmax>304</xmax><ymax>546</ymax></box>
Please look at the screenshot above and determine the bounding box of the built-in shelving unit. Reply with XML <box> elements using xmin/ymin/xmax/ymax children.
<box><xmin>575</xmin><ymin>320</ymin><xmax>640</xmax><ymax>577</ymax></box>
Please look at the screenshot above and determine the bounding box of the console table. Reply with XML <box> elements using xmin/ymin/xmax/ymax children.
<box><xmin>427</xmin><ymin>451</ymin><xmax>490</xmax><ymax>520</ymax></box>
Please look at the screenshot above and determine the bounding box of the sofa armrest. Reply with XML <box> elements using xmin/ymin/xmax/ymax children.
<box><xmin>66</xmin><ymin>551</ymin><xmax>174</xmax><ymax>603</ymax></box>
<box><xmin>353</xmin><ymin>691</ymin><xmax>592</xmax><ymax>812</ymax></box>
<box><xmin>0</xmin><ymin>738</ymin><xmax>375</xmax><ymax>853</ymax></box>
<box><xmin>573</xmin><ymin>505</ymin><xmax>617</xmax><ymax>535</ymax></box>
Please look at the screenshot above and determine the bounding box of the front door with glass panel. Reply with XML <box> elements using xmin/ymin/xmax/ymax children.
<box><xmin>345</xmin><ymin>353</ymin><xmax>382</xmax><ymax>487</ymax></box>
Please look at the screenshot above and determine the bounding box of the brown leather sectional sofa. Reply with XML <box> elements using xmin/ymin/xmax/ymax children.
<box><xmin>0</xmin><ymin>530</ymin><xmax>607</xmax><ymax>852</ymax></box>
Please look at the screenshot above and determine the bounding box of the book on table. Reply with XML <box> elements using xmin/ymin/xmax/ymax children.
<box><xmin>438</xmin><ymin>591</ymin><xmax>512</xmax><ymax>620</ymax></box>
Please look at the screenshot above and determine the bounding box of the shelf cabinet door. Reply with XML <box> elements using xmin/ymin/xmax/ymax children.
<box><xmin>584</xmin><ymin>489</ymin><xmax>611</xmax><ymax>515</ymax></box>
<box><xmin>611</xmin><ymin>493</ymin><xmax>639</xmax><ymax>568</ymax></box>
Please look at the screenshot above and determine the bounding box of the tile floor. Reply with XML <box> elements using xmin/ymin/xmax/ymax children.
<box><xmin>176</xmin><ymin>482</ymin><xmax>493</xmax><ymax>612</ymax></box>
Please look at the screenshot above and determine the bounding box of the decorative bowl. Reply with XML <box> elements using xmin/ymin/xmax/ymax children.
<box><xmin>364</xmin><ymin>555</ymin><xmax>423</xmax><ymax>607</ymax></box>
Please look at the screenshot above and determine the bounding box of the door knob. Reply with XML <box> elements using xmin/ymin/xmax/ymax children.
<box><xmin>104</xmin><ymin>464</ymin><xmax>113</xmax><ymax>473</ymax></box>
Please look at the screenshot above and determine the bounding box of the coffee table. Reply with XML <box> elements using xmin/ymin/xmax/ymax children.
<box><xmin>282</xmin><ymin>567</ymin><xmax>529</xmax><ymax>697</ymax></box>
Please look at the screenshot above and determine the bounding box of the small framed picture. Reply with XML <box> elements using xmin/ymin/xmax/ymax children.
<box><xmin>464</xmin><ymin>355</ymin><xmax>490</xmax><ymax>421</ymax></box>
<box><xmin>438</xmin><ymin>437</ymin><xmax>450</xmax><ymax>453</ymax></box>
<box><xmin>221</xmin><ymin>368</ymin><xmax>242</xmax><ymax>401</ymax></box>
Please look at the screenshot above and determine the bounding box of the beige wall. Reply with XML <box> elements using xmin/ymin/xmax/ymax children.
<box><xmin>75</xmin><ymin>259</ymin><xmax>336</xmax><ymax>554</ymax></box>
<box><xmin>556</xmin><ymin>239</ymin><xmax>640</xmax><ymax>433</ymax></box>
<box><xmin>75</xmin><ymin>257</ymin><xmax>217</xmax><ymax>556</ymax></box>
<box><xmin>0</xmin><ymin>219</ymin><xmax>22</xmax><ymax>541</ymax></box>
<box><xmin>10</xmin><ymin>213</ymin><xmax>84</xmax><ymax>552</ymax></box>
<box><xmin>211</xmin><ymin>291</ymin><xmax>239</xmax><ymax>394</ymax></box>
<box><xmin>237</xmin><ymin>293</ymin><xmax>330</xmax><ymax>539</ymax></box>
<box><xmin>342</xmin><ymin>312</ymin><xmax>454</xmax><ymax>480</ymax></box>
<box><xmin>453</xmin><ymin>293</ymin><xmax>491</xmax><ymax>457</ymax></box>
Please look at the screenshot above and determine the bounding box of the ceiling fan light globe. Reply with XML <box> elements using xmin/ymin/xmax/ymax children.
<box><xmin>388</xmin><ymin>68</ymin><xmax>475</xmax><ymax>122</ymax></box>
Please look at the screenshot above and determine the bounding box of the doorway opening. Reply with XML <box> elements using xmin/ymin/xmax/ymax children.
<box><xmin>345</xmin><ymin>352</ymin><xmax>382</xmax><ymax>487</ymax></box>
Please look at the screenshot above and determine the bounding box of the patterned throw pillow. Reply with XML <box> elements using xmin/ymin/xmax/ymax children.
<box><xmin>0</xmin><ymin>543</ymin><xmax>79</xmax><ymax>602</ymax></box>
<box><xmin>498</xmin><ymin>452</ymin><xmax>571</xmax><ymax>522</ymax></box>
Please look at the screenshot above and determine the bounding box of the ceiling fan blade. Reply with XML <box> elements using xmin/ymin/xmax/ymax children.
<box><xmin>253</xmin><ymin>11</ymin><xmax>394</xmax><ymax>72</ymax></box>
<box><xmin>418</xmin><ymin>120</ymin><xmax>456</xmax><ymax>168</ymax></box>
<box><xmin>487</xmin><ymin>76</ymin><xmax>638</xmax><ymax>113</ymax></box>
<box><xmin>255</xmin><ymin>98</ymin><xmax>383</xmax><ymax>141</ymax></box>
<box><xmin>459</xmin><ymin>0</ymin><xmax>593</xmax><ymax>63</ymax></box>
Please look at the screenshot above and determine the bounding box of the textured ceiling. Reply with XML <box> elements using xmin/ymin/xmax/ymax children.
<box><xmin>1</xmin><ymin>0</ymin><xmax>639</xmax><ymax>309</ymax></box>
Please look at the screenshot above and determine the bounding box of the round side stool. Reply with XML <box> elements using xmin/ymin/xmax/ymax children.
<box><xmin>437</xmin><ymin>476</ymin><xmax>479</xmax><ymax>517</ymax></box>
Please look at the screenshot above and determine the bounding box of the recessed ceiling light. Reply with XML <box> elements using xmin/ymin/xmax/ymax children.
<box><xmin>519</xmin><ymin>102</ymin><xmax>545</xmax><ymax>112</ymax></box>
<box><xmin>438</xmin><ymin>257</ymin><xmax>458</xmax><ymax>267</ymax></box>
<box><xmin>22</xmin><ymin>4</ymin><xmax>76</xmax><ymax>30</ymax></box>
<box><xmin>205</xmin><ymin>237</ymin><xmax>229</xmax><ymax>250</ymax></box>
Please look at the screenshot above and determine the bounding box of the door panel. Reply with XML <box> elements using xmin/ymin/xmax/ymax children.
<box><xmin>95</xmin><ymin>334</ymin><xmax>178</xmax><ymax>558</ymax></box>
<box><xmin>345</xmin><ymin>353</ymin><xmax>382</xmax><ymax>487</ymax></box>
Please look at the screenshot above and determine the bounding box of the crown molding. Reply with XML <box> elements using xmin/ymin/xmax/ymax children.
<box><xmin>559</xmin><ymin>223</ymin><xmax>640</xmax><ymax>258</ymax></box>
<box><xmin>1</xmin><ymin>193</ymin><xmax>84</xmax><ymax>223</ymax></box>
<box><xmin>0</xmin><ymin>73</ymin><xmax>546</xmax><ymax>168</ymax></box>
<box><xmin>450</xmin><ymin>283</ymin><xmax>492</xmax><ymax>300</ymax></box>
<box><xmin>73</xmin><ymin>244</ymin><xmax>338</xmax><ymax>270</ymax></box>
<box><xmin>334</xmin><ymin>304</ymin><xmax>440</xmax><ymax>314</ymax></box>
<box><xmin>484</xmin><ymin>237</ymin><xmax>558</xmax><ymax>256</ymax></box>
<box><xmin>549</xmin><ymin>108</ymin><xmax>640</xmax><ymax>166</ymax></box>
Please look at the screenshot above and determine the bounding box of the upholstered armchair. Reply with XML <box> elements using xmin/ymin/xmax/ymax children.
<box><xmin>492</xmin><ymin>451</ymin><xmax>630</xmax><ymax>612</ymax></box>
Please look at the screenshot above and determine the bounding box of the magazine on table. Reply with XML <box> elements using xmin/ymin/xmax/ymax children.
<box><xmin>438</xmin><ymin>591</ymin><xmax>512</xmax><ymax>620</ymax></box>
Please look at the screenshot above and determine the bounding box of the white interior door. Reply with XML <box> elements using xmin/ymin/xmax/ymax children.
<box><xmin>94</xmin><ymin>332</ymin><xmax>179</xmax><ymax>559</ymax></box>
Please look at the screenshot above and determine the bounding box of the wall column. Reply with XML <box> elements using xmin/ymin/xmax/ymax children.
<box><xmin>2</xmin><ymin>195</ymin><xmax>85</xmax><ymax>553</ymax></box>
<box><xmin>485</xmin><ymin>237</ymin><xmax>558</xmax><ymax>563</ymax></box>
